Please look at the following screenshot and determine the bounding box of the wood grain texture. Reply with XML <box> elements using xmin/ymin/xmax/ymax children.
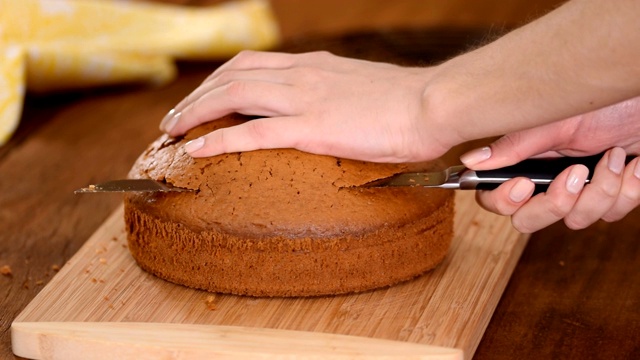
<box><xmin>474</xmin><ymin>212</ymin><xmax>640</xmax><ymax>360</ymax></box>
<box><xmin>12</xmin><ymin>191</ymin><xmax>527</xmax><ymax>359</ymax></box>
<box><xmin>4</xmin><ymin>1</ymin><xmax>640</xmax><ymax>359</ymax></box>
<box><xmin>12</xmin><ymin>323</ymin><xmax>461</xmax><ymax>360</ymax></box>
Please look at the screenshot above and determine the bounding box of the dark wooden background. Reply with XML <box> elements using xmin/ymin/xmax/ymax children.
<box><xmin>1</xmin><ymin>1</ymin><xmax>638</xmax><ymax>358</ymax></box>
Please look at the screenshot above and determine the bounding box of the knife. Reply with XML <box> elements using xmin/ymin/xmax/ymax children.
<box><xmin>75</xmin><ymin>153</ymin><xmax>628</xmax><ymax>193</ymax></box>
<box><xmin>361</xmin><ymin>153</ymin><xmax>631</xmax><ymax>191</ymax></box>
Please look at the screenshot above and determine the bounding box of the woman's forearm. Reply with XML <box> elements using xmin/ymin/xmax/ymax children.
<box><xmin>427</xmin><ymin>0</ymin><xmax>640</xmax><ymax>145</ymax></box>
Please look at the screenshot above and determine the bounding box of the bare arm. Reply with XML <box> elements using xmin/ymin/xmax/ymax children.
<box><xmin>425</xmin><ymin>0</ymin><xmax>640</xmax><ymax>148</ymax></box>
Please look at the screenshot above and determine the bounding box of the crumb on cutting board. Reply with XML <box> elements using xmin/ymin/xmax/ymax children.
<box><xmin>1</xmin><ymin>265</ymin><xmax>12</xmax><ymax>276</ymax></box>
<box><xmin>205</xmin><ymin>295</ymin><xmax>216</xmax><ymax>310</ymax></box>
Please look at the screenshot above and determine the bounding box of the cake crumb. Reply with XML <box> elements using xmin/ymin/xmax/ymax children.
<box><xmin>91</xmin><ymin>277</ymin><xmax>98</xmax><ymax>283</ymax></box>
<box><xmin>205</xmin><ymin>295</ymin><xmax>216</xmax><ymax>310</ymax></box>
<box><xmin>89</xmin><ymin>184</ymin><xmax>96</xmax><ymax>190</ymax></box>
<box><xmin>0</xmin><ymin>265</ymin><xmax>12</xmax><ymax>277</ymax></box>
<box><xmin>99</xmin><ymin>258</ymin><xmax>107</xmax><ymax>264</ymax></box>
<box><xmin>51</xmin><ymin>264</ymin><xmax>61</xmax><ymax>272</ymax></box>
<box><xmin>103</xmin><ymin>295</ymin><xmax>110</xmax><ymax>301</ymax></box>
<box><xmin>35</xmin><ymin>280</ymin><xmax>44</xmax><ymax>286</ymax></box>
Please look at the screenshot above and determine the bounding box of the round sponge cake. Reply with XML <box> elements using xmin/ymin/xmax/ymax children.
<box><xmin>124</xmin><ymin>114</ymin><xmax>454</xmax><ymax>297</ymax></box>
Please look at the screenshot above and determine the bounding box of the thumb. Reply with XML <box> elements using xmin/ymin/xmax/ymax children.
<box><xmin>460</xmin><ymin>125</ymin><xmax>561</xmax><ymax>170</ymax></box>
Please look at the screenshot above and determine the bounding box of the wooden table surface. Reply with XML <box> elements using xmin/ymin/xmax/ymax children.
<box><xmin>1</xmin><ymin>1</ymin><xmax>639</xmax><ymax>359</ymax></box>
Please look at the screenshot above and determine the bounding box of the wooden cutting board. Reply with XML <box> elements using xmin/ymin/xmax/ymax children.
<box><xmin>12</xmin><ymin>191</ymin><xmax>528</xmax><ymax>359</ymax></box>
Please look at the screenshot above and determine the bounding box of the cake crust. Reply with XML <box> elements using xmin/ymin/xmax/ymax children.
<box><xmin>125</xmin><ymin>114</ymin><xmax>455</xmax><ymax>297</ymax></box>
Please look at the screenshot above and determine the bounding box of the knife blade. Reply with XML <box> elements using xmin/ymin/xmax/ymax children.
<box><xmin>360</xmin><ymin>153</ymin><xmax>631</xmax><ymax>191</ymax></box>
<box><xmin>75</xmin><ymin>179</ymin><xmax>193</xmax><ymax>193</ymax></box>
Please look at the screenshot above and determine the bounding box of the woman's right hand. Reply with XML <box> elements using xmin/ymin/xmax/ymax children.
<box><xmin>461</xmin><ymin>96</ymin><xmax>640</xmax><ymax>233</ymax></box>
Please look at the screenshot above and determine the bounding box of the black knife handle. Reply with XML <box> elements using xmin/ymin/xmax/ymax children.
<box><xmin>463</xmin><ymin>153</ymin><xmax>634</xmax><ymax>192</ymax></box>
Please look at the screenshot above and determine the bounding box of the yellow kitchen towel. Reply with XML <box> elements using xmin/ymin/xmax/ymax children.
<box><xmin>0</xmin><ymin>0</ymin><xmax>280</xmax><ymax>145</ymax></box>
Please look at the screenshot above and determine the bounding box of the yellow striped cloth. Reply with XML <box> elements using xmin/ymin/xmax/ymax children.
<box><xmin>0</xmin><ymin>0</ymin><xmax>280</xmax><ymax>145</ymax></box>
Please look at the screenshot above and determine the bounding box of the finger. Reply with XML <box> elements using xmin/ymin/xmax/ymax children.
<box><xmin>164</xmin><ymin>80</ymin><xmax>298</xmax><ymax>136</ymax></box>
<box><xmin>475</xmin><ymin>178</ymin><xmax>536</xmax><ymax>216</ymax></box>
<box><xmin>206</xmin><ymin>50</ymin><xmax>300</xmax><ymax>78</ymax></box>
<box><xmin>460</xmin><ymin>119</ymin><xmax>575</xmax><ymax>170</ymax></box>
<box><xmin>204</xmin><ymin>50</ymin><xmax>334</xmax><ymax>82</ymax></box>
<box><xmin>510</xmin><ymin>164</ymin><xmax>589</xmax><ymax>233</ymax></box>
<box><xmin>183</xmin><ymin>116</ymin><xmax>308</xmax><ymax>157</ymax></box>
<box><xmin>160</xmin><ymin>51</ymin><xmax>303</xmax><ymax>130</ymax></box>
<box><xmin>170</xmin><ymin>68</ymin><xmax>295</xmax><ymax>118</ymax></box>
<box><xmin>602</xmin><ymin>156</ymin><xmax>640</xmax><ymax>222</ymax></box>
<box><xmin>563</xmin><ymin>148</ymin><xmax>626</xmax><ymax>229</ymax></box>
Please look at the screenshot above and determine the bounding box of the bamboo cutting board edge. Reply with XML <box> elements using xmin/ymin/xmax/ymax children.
<box><xmin>12</xmin><ymin>191</ymin><xmax>529</xmax><ymax>359</ymax></box>
<box><xmin>12</xmin><ymin>322</ymin><xmax>464</xmax><ymax>360</ymax></box>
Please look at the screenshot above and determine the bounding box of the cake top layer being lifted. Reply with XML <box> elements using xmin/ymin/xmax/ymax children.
<box><xmin>128</xmin><ymin>114</ymin><xmax>451</xmax><ymax>238</ymax></box>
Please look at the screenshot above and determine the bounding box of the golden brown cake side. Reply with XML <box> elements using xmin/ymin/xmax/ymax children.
<box><xmin>125</xmin><ymin>193</ymin><xmax>453</xmax><ymax>297</ymax></box>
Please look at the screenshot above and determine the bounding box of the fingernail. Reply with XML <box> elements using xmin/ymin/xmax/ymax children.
<box><xmin>460</xmin><ymin>146</ymin><xmax>492</xmax><ymax>166</ymax></box>
<box><xmin>634</xmin><ymin>159</ymin><xmax>640</xmax><ymax>179</ymax></box>
<box><xmin>565</xmin><ymin>166</ymin><xmax>588</xmax><ymax>194</ymax></box>
<box><xmin>607</xmin><ymin>147</ymin><xmax>625</xmax><ymax>175</ymax></box>
<box><xmin>159</xmin><ymin>109</ymin><xmax>175</xmax><ymax>130</ymax></box>
<box><xmin>185</xmin><ymin>137</ymin><xmax>205</xmax><ymax>154</ymax></box>
<box><xmin>509</xmin><ymin>179</ymin><xmax>534</xmax><ymax>203</ymax></box>
<box><xmin>160</xmin><ymin>109</ymin><xmax>180</xmax><ymax>133</ymax></box>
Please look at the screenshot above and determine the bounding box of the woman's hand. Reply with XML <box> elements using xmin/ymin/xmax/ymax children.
<box><xmin>159</xmin><ymin>50</ymin><xmax>459</xmax><ymax>163</ymax></box>
<box><xmin>461</xmin><ymin>97</ymin><xmax>640</xmax><ymax>233</ymax></box>
<box><xmin>473</xmin><ymin>148</ymin><xmax>639</xmax><ymax>233</ymax></box>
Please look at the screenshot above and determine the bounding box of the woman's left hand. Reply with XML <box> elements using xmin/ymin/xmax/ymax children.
<box><xmin>159</xmin><ymin>50</ymin><xmax>458</xmax><ymax>163</ymax></box>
